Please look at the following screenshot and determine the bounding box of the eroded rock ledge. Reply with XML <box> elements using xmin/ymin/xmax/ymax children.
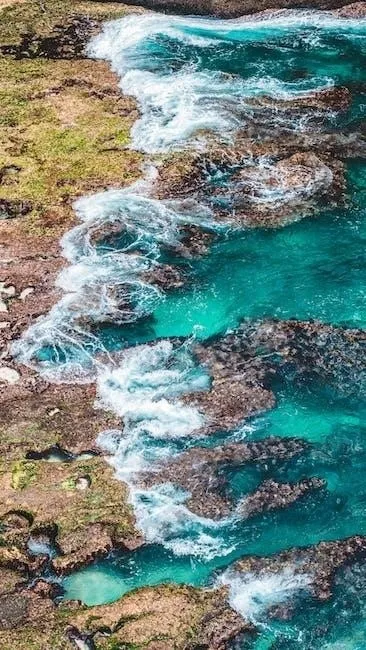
<box><xmin>108</xmin><ymin>0</ymin><xmax>366</xmax><ymax>19</ymax></box>
<box><xmin>233</xmin><ymin>535</ymin><xmax>366</xmax><ymax>602</ymax></box>
<box><xmin>140</xmin><ymin>436</ymin><xmax>313</xmax><ymax>518</ymax></box>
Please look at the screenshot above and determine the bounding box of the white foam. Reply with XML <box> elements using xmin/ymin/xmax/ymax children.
<box><xmin>220</xmin><ymin>567</ymin><xmax>311</xmax><ymax>621</ymax></box>
<box><xmin>13</xmin><ymin>7</ymin><xmax>366</xmax><ymax>560</ymax></box>
<box><xmin>94</xmin><ymin>341</ymin><xmax>238</xmax><ymax>559</ymax></box>
<box><xmin>11</xmin><ymin>180</ymin><xmax>217</xmax><ymax>380</ymax></box>
<box><xmin>87</xmin><ymin>10</ymin><xmax>363</xmax><ymax>152</ymax></box>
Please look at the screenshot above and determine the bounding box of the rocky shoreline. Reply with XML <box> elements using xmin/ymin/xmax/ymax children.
<box><xmin>1</xmin><ymin>0</ymin><xmax>366</xmax><ymax>648</ymax></box>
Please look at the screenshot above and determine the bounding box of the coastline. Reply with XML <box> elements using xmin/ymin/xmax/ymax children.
<box><xmin>1</xmin><ymin>1</ymin><xmax>366</xmax><ymax>648</ymax></box>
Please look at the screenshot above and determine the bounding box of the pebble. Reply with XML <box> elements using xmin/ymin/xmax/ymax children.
<box><xmin>75</xmin><ymin>476</ymin><xmax>91</xmax><ymax>490</ymax></box>
<box><xmin>0</xmin><ymin>283</ymin><xmax>16</xmax><ymax>297</ymax></box>
<box><xmin>19</xmin><ymin>287</ymin><xmax>35</xmax><ymax>301</ymax></box>
<box><xmin>0</xmin><ymin>366</ymin><xmax>20</xmax><ymax>384</ymax></box>
<box><xmin>47</xmin><ymin>407</ymin><xmax>61</xmax><ymax>418</ymax></box>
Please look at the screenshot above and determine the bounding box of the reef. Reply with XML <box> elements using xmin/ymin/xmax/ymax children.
<box><xmin>140</xmin><ymin>437</ymin><xmax>320</xmax><ymax>518</ymax></box>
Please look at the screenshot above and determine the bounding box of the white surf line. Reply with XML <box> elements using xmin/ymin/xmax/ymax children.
<box><xmin>12</xmin><ymin>10</ymin><xmax>365</xmax><ymax>558</ymax></box>
<box><xmin>87</xmin><ymin>10</ymin><xmax>365</xmax><ymax>152</ymax></box>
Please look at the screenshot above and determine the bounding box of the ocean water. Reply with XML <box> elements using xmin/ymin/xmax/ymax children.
<box><xmin>15</xmin><ymin>9</ymin><xmax>366</xmax><ymax>648</ymax></box>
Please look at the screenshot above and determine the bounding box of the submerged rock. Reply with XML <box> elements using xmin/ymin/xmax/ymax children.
<box><xmin>238</xmin><ymin>477</ymin><xmax>326</xmax><ymax>518</ymax></box>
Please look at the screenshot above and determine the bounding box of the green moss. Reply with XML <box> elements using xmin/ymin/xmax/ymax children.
<box><xmin>11</xmin><ymin>460</ymin><xmax>38</xmax><ymax>490</ymax></box>
<box><xmin>60</xmin><ymin>477</ymin><xmax>77</xmax><ymax>491</ymax></box>
<box><xmin>0</xmin><ymin>1</ymin><xmax>142</xmax><ymax>238</ymax></box>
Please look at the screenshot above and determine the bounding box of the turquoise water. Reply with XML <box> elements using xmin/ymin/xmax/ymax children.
<box><xmin>16</xmin><ymin>9</ymin><xmax>366</xmax><ymax>648</ymax></box>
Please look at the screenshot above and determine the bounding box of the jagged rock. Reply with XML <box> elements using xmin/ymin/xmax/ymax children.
<box><xmin>143</xmin><ymin>264</ymin><xmax>185</xmax><ymax>289</ymax></box>
<box><xmin>111</xmin><ymin>0</ymin><xmax>358</xmax><ymax>18</ymax></box>
<box><xmin>157</xmin><ymin>132</ymin><xmax>365</xmax><ymax>203</ymax></box>
<box><xmin>0</xmin><ymin>16</ymin><xmax>99</xmax><ymax>60</ymax></box>
<box><xmin>185</xmin><ymin>343</ymin><xmax>275</xmax><ymax>432</ymax></box>
<box><xmin>238</xmin><ymin>477</ymin><xmax>326</xmax><ymax>517</ymax></box>
<box><xmin>141</xmin><ymin>437</ymin><xmax>309</xmax><ymax>518</ymax></box>
<box><xmin>157</xmin><ymin>149</ymin><xmax>345</xmax><ymax>228</ymax></box>
<box><xmin>235</xmin><ymin>319</ymin><xmax>366</xmax><ymax>394</ymax></box>
<box><xmin>70</xmin><ymin>584</ymin><xmax>254</xmax><ymax>650</ymax></box>
<box><xmin>335</xmin><ymin>1</ymin><xmax>366</xmax><ymax>17</ymax></box>
<box><xmin>234</xmin><ymin>535</ymin><xmax>366</xmax><ymax>602</ymax></box>
<box><xmin>0</xmin><ymin>199</ymin><xmax>32</xmax><ymax>220</ymax></box>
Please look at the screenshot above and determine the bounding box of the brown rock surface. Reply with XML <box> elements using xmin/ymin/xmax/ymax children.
<box><xmin>71</xmin><ymin>584</ymin><xmax>254</xmax><ymax>650</ymax></box>
<box><xmin>234</xmin><ymin>535</ymin><xmax>366</xmax><ymax>601</ymax></box>
<box><xmin>141</xmin><ymin>437</ymin><xmax>309</xmax><ymax>518</ymax></box>
<box><xmin>0</xmin><ymin>455</ymin><xmax>140</xmax><ymax>574</ymax></box>
<box><xmin>113</xmin><ymin>0</ymin><xmax>362</xmax><ymax>18</ymax></box>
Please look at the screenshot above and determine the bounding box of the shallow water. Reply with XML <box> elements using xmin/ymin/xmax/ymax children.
<box><xmin>15</xmin><ymin>9</ymin><xmax>366</xmax><ymax>648</ymax></box>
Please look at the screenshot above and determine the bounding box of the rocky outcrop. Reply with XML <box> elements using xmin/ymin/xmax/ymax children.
<box><xmin>234</xmin><ymin>535</ymin><xmax>366</xmax><ymax>602</ymax></box>
<box><xmin>109</xmin><ymin>0</ymin><xmax>361</xmax><ymax>18</ymax></box>
<box><xmin>185</xmin><ymin>344</ymin><xmax>275</xmax><ymax>431</ymax></box>
<box><xmin>70</xmin><ymin>584</ymin><xmax>254</xmax><ymax>650</ymax></box>
<box><xmin>0</xmin><ymin>455</ymin><xmax>141</xmax><ymax>575</ymax></box>
<box><xmin>157</xmin><ymin>131</ymin><xmax>366</xmax><ymax>202</ymax></box>
<box><xmin>140</xmin><ymin>437</ymin><xmax>310</xmax><ymax>518</ymax></box>
<box><xmin>238</xmin><ymin>477</ymin><xmax>325</xmax><ymax>517</ymax></box>
<box><xmin>157</xmin><ymin>148</ymin><xmax>346</xmax><ymax>229</ymax></box>
<box><xmin>335</xmin><ymin>2</ymin><xmax>366</xmax><ymax>17</ymax></box>
<box><xmin>234</xmin><ymin>318</ymin><xmax>366</xmax><ymax>394</ymax></box>
<box><xmin>0</xmin><ymin>16</ymin><xmax>99</xmax><ymax>59</ymax></box>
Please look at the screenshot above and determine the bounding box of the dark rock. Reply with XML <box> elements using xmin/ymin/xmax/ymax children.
<box><xmin>0</xmin><ymin>199</ymin><xmax>32</xmax><ymax>220</ymax></box>
<box><xmin>234</xmin><ymin>535</ymin><xmax>366</xmax><ymax>602</ymax></box>
<box><xmin>140</xmin><ymin>437</ymin><xmax>309</xmax><ymax>518</ymax></box>
<box><xmin>0</xmin><ymin>16</ymin><xmax>99</xmax><ymax>60</ymax></box>
<box><xmin>143</xmin><ymin>264</ymin><xmax>185</xmax><ymax>290</ymax></box>
<box><xmin>104</xmin><ymin>0</ymin><xmax>356</xmax><ymax>19</ymax></box>
<box><xmin>0</xmin><ymin>593</ymin><xmax>29</xmax><ymax>630</ymax></box>
<box><xmin>239</xmin><ymin>477</ymin><xmax>326</xmax><ymax>517</ymax></box>
<box><xmin>235</xmin><ymin>319</ymin><xmax>366</xmax><ymax>395</ymax></box>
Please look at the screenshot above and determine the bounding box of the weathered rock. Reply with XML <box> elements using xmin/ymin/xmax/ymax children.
<box><xmin>0</xmin><ymin>16</ymin><xmax>99</xmax><ymax>60</ymax></box>
<box><xmin>335</xmin><ymin>1</ymin><xmax>366</xmax><ymax>17</ymax></box>
<box><xmin>238</xmin><ymin>477</ymin><xmax>325</xmax><ymax>517</ymax></box>
<box><xmin>110</xmin><ymin>0</ymin><xmax>359</xmax><ymax>18</ymax></box>
<box><xmin>143</xmin><ymin>263</ymin><xmax>185</xmax><ymax>290</ymax></box>
<box><xmin>185</xmin><ymin>343</ymin><xmax>275</xmax><ymax>431</ymax></box>
<box><xmin>235</xmin><ymin>318</ymin><xmax>366</xmax><ymax>394</ymax></box>
<box><xmin>0</xmin><ymin>456</ymin><xmax>140</xmax><ymax>576</ymax></box>
<box><xmin>141</xmin><ymin>437</ymin><xmax>309</xmax><ymax>518</ymax></box>
<box><xmin>234</xmin><ymin>535</ymin><xmax>366</xmax><ymax>602</ymax></box>
<box><xmin>157</xmin><ymin>149</ymin><xmax>345</xmax><ymax>229</ymax></box>
<box><xmin>0</xmin><ymin>200</ymin><xmax>32</xmax><ymax>220</ymax></box>
<box><xmin>222</xmin><ymin>152</ymin><xmax>344</xmax><ymax>228</ymax></box>
<box><xmin>71</xmin><ymin>584</ymin><xmax>254</xmax><ymax>650</ymax></box>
